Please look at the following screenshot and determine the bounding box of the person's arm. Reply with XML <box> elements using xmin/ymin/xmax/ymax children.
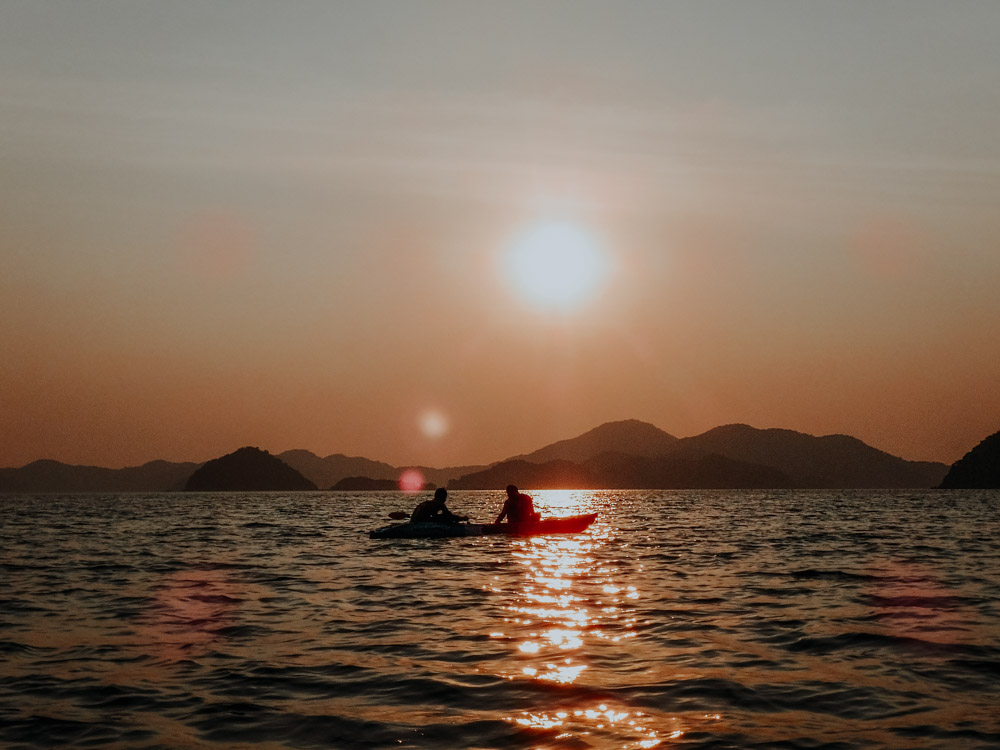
<box><xmin>435</xmin><ymin>506</ymin><xmax>464</xmax><ymax>523</ymax></box>
<box><xmin>494</xmin><ymin>499</ymin><xmax>509</xmax><ymax>524</ymax></box>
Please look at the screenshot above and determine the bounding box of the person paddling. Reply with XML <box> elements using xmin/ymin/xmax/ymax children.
<box><xmin>410</xmin><ymin>488</ymin><xmax>467</xmax><ymax>524</ymax></box>
<box><xmin>494</xmin><ymin>484</ymin><xmax>540</xmax><ymax>525</ymax></box>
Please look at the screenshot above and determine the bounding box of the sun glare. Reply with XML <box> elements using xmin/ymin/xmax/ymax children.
<box><xmin>419</xmin><ymin>409</ymin><xmax>448</xmax><ymax>439</ymax></box>
<box><xmin>504</xmin><ymin>221</ymin><xmax>608</xmax><ymax>311</ymax></box>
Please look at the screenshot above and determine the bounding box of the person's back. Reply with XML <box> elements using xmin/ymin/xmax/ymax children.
<box><xmin>495</xmin><ymin>484</ymin><xmax>540</xmax><ymax>525</ymax></box>
<box><xmin>411</xmin><ymin>488</ymin><xmax>466</xmax><ymax>524</ymax></box>
<box><xmin>511</xmin><ymin>492</ymin><xmax>537</xmax><ymax>523</ymax></box>
<box><xmin>409</xmin><ymin>499</ymin><xmax>438</xmax><ymax>523</ymax></box>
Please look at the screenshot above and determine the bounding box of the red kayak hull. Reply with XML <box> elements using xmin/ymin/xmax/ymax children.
<box><xmin>481</xmin><ymin>512</ymin><xmax>599</xmax><ymax>536</ymax></box>
<box><xmin>370</xmin><ymin>512</ymin><xmax>598</xmax><ymax>540</ymax></box>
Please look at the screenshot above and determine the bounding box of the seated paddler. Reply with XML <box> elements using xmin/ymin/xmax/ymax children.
<box><xmin>494</xmin><ymin>484</ymin><xmax>541</xmax><ymax>525</ymax></box>
<box><xmin>410</xmin><ymin>487</ymin><xmax>467</xmax><ymax>524</ymax></box>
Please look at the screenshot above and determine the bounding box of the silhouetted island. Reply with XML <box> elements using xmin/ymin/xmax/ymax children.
<box><xmin>183</xmin><ymin>446</ymin><xmax>317</xmax><ymax>491</ymax></box>
<box><xmin>939</xmin><ymin>430</ymin><xmax>1000</xmax><ymax>489</ymax></box>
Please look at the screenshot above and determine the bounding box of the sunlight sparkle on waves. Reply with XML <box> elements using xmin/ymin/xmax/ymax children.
<box><xmin>475</xmin><ymin>491</ymin><xmax>723</xmax><ymax>745</ymax></box>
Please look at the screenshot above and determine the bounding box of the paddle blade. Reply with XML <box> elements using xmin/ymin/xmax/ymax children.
<box><xmin>387</xmin><ymin>511</ymin><xmax>409</xmax><ymax>520</ymax></box>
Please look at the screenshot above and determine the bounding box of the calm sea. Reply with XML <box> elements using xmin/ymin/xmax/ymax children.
<box><xmin>1</xmin><ymin>490</ymin><xmax>998</xmax><ymax>749</ymax></box>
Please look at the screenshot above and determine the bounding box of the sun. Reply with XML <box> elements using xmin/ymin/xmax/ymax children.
<box><xmin>504</xmin><ymin>221</ymin><xmax>609</xmax><ymax>311</ymax></box>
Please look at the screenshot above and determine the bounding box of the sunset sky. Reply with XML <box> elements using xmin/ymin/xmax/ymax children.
<box><xmin>2</xmin><ymin>1</ymin><xmax>999</xmax><ymax>469</ymax></box>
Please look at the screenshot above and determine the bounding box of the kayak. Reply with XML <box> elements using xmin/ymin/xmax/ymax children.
<box><xmin>369</xmin><ymin>512</ymin><xmax>598</xmax><ymax>540</ymax></box>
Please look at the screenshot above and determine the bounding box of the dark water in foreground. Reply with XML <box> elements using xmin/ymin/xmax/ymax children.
<box><xmin>1</xmin><ymin>490</ymin><xmax>999</xmax><ymax>749</ymax></box>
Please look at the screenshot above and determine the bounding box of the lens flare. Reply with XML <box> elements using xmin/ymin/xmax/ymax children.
<box><xmin>398</xmin><ymin>469</ymin><xmax>425</xmax><ymax>493</ymax></box>
<box><xmin>137</xmin><ymin>569</ymin><xmax>239</xmax><ymax>662</ymax></box>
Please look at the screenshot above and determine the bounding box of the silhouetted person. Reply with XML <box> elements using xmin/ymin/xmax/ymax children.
<box><xmin>411</xmin><ymin>488</ymin><xmax>467</xmax><ymax>524</ymax></box>
<box><xmin>495</xmin><ymin>484</ymin><xmax>540</xmax><ymax>525</ymax></box>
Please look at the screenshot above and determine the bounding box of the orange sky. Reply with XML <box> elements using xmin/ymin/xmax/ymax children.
<box><xmin>2</xmin><ymin>2</ymin><xmax>999</xmax><ymax>469</ymax></box>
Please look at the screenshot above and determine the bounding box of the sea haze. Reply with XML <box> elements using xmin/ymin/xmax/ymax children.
<box><xmin>1</xmin><ymin>490</ymin><xmax>998</xmax><ymax>749</ymax></box>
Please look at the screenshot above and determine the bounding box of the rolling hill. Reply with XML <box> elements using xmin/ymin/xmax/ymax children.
<box><xmin>510</xmin><ymin>419</ymin><xmax>680</xmax><ymax>464</ymax></box>
<box><xmin>939</xmin><ymin>429</ymin><xmax>1000</xmax><ymax>488</ymax></box>
<box><xmin>184</xmin><ymin>447</ymin><xmax>316</xmax><ymax>491</ymax></box>
<box><xmin>678</xmin><ymin>424</ymin><xmax>948</xmax><ymax>488</ymax></box>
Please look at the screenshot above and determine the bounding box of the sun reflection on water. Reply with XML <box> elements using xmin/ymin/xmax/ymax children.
<box><xmin>487</xmin><ymin>491</ymin><xmax>679</xmax><ymax>747</ymax></box>
<box><xmin>510</xmin><ymin>705</ymin><xmax>676</xmax><ymax>748</ymax></box>
<box><xmin>530</xmin><ymin>489</ymin><xmax>591</xmax><ymax>513</ymax></box>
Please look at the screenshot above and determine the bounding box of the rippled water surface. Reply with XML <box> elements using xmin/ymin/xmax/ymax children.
<box><xmin>2</xmin><ymin>490</ymin><xmax>999</xmax><ymax>749</ymax></box>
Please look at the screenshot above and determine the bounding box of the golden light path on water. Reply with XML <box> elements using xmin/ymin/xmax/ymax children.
<box><xmin>484</xmin><ymin>490</ymin><xmax>686</xmax><ymax>748</ymax></box>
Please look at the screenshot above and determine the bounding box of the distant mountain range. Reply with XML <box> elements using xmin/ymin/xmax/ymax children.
<box><xmin>447</xmin><ymin>452</ymin><xmax>789</xmax><ymax>490</ymax></box>
<box><xmin>0</xmin><ymin>458</ymin><xmax>200</xmax><ymax>493</ymax></box>
<box><xmin>275</xmin><ymin>450</ymin><xmax>479</xmax><ymax>490</ymax></box>
<box><xmin>0</xmin><ymin>419</ymin><xmax>959</xmax><ymax>492</ymax></box>
<box><xmin>448</xmin><ymin>420</ymin><xmax>947</xmax><ymax>489</ymax></box>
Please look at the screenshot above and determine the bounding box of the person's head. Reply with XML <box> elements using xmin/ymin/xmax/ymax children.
<box><xmin>506</xmin><ymin>484</ymin><xmax>518</xmax><ymax>498</ymax></box>
<box><xmin>433</xmin><ymin>487</ymin><xmax>448</xmax><ymax>505</ymax></box>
